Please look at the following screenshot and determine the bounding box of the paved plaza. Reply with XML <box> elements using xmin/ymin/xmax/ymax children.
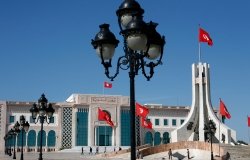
<box><xmin>0</xmin><ymin>149</ymin><xmax>220</xmax><ymax>160</ymax></box>
<box><xmin>1</xmin><ymin>145</ymin><xmax>250</xmax><ymax>160</ymax></box>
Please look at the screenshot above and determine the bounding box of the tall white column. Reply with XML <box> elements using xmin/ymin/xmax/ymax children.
<box><xmin>88</xmin><ymin>107</ymin><xmax>94</xmax><ymax>146</ymax></box>
<box><xmin>198</xmin><ymin>63</ymin><xmax>205</xmax><ymax>141</ymax></box>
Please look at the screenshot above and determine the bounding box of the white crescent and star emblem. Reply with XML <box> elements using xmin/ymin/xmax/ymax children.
<box><xmin>139</xmin><ymin>108</ymin><xmax>144</xmax><ymax>114</ymax></box>
<box><xmin>202</xmin><ymin>34</ymin><xmax>210</xmax><ymax>41</ymax></box>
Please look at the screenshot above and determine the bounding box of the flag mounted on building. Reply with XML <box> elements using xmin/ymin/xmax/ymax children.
<box><xmin>98</xmin><ymin>107</ymin><xmax>114</xmax><ymax>127</ymax></box>
<box><xmin>220</xmin><ymin>98</ymin><xmax>231</xmax><ymax>119</ymax></box>
<box><xmin>104</xmin><ymin>81</ymin><xmax>112</xmax><ymax>88</ymax></box>
<box><xmin>199</xmin><ymin>27</ymin><xmax>213</xmax><ymax>46</ymax></box>
<box><xmin>141</xmin><ymin>118</ymin><xmax>152</xmax><ymax>129</ymax></box>
<box><xmin>136</xmin><ymin>102</ymin><xmax>149</xmax><ymax>118</ymax></box>
<box><xmin>248</xmin><ymin>116</ymin><xmax>250</xmax><ymax>127</ymax></box>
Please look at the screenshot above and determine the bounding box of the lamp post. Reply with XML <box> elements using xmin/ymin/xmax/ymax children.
<box><xmin>7</xmin><ymin>128</ymin><xmax>14</xmax><ymax>156</ymax></box>
<box><xmin>13</xmin><ymin>122</ymin><xmax>21</xmax><ymax>159</ymax></box>
<box><xmin>30</xmin><ymin>94</ymin><xmax>55</xmax><ymax>160</ymax></box>
<box><xmin>204</xmin><ymin>120</ymin><xmax>216</xmax><ymax>160</ymax></box>
<box><xmin>91</xmin><ymin>1</ymin><xmax>165</xmax><ymax>159</ymax></box>
<box><xmin>9</xmin><ymin>128</ymin><xmax>16</xmax><ymax>159</ymax></box>
<box><xmin>19</xmin><ymin>115</ymin><xmax>30</xmax><ymax>160</ymax></box>
<box><xmin>4</xmin><ymin>134</ymin><xmax>7</xmax><ymax>155</ymax></box>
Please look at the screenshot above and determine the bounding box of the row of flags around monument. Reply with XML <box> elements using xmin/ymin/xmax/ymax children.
<box><xmin>199</xmin><ymin>28</ymin><xmax>250</xmax><ymax>128</ymax></box>
<box><xmin>103</xmin><ymin>81</ymin><xmax>250</xmax><ymax>128</ymax></box>
<box><xmin>103</xmin><ymin>80</ymin><xmax>250</xmax><ymax>127</ymax></box>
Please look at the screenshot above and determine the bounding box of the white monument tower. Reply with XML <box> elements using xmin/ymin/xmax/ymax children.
<box><xmin>171</xmin><ymin>63</ymin><xmax>236</xmax><ymax>144</ymax></box>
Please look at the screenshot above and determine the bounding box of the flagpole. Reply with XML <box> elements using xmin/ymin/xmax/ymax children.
<box><xmin>248</xmin><ymin>127</ymin><xmax>250</xmax><ymax>144</ymax></box>
<box><xmin>249</xmin><ymin>127</ymin><xmax>250</xmax><ymax>144</ymax></box>
<box><xmin>218</xmin><ymin>98</ymin><xmax>221</xmax><ymax>157</ymax></box>
<box><xmin>219</xmin><ymin>117</ymin><xmax>221</xmax><ymax>157</ymax></box>
<box><xmin>198</xmin><ymin>24</ymin><xmax>201</xmax><ymax>63</ymax></box>
<box><xmin>98</xmin><ymin>125</ymin><xmax>99</xmax><ymax>146</ymax></box>
<box><xmin>199</xmin><ymin>42</ymin><xmax>201</xmax><ymax>63</ymax></box>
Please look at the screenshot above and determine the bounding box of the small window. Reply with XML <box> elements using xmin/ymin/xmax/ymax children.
<box><xmin>172</xmin><ymin>119</ymin><xmax>177</xmax><ymax>126</ymax></box>
<box><xmin>164</xmin><ymin>119</ymin><xmax>168</xmax><ymax>126</ymax></box>
<box><xmin>155</xmin><ymin>119</ymin><xmax>159</xmax><ymax>126</ymax></box>
<box><xmin>9</xmin><ymin>116</ymin><xmax>15</xmax><ymax>123</ymax></box>
<box><xmin>180</xmin><ymin>119</ymin><xmax>185</xmax><ymax>125</ymax></box>
<box><xmin>49</xmin><ymin>116</ymin><xmax>55</xmax><ymax>123</ymax></box>
<box><xmin>30</xmin><ymin>116</ymin><xmax>35</xmax><ymax>123</ymax></box>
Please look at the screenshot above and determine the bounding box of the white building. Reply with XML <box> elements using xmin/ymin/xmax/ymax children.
<box><xmin>0</xmin><ymin>94</ymin><xmax>190</xmax><ymax>152</ymax></box>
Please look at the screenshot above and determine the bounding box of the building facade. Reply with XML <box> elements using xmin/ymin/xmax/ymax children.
<box><xmin>0</xmin><ymin>94</ymin><xmax>190</xmax><ymax>152</ymax></box>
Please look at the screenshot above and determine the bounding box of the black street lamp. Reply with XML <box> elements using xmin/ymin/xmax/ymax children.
<box><xmin>8</xmin><ymin>128</ymin><xmax>16</xmax><ymax>159</ymax></box>
<box><xmin>13</xmin><ymin>122</ymin><xmax>21</xmax><ymax>159</ymax></box>
<box><xmin>91</xmin><ymin>1</ymin><xmax>165</xmax><ymax>159</ymax></box>
<box><xmin>8</xmin><ymin>129</ymin><xmax>14</xmax><ymax>157</ymax></box>
<box><xmin>4</xmin><ymin>134</ymin><xmax>8</xmax><ymax>155</ymax></box>
<box><xmin>19</xmin><ymin>115</ymin><xmax>30</xmax><ymax>160</ymax></box>
<box><xmin>30</xmin><ymin>94</ymin><xmax>55</xmax><ymax>160</ymax></box>
<box><xmin>204</xmin><ymin>119</ymin><xmax>217</xmax><ymax>160</ymax></box>
<box><xmin>4</xmin><ymin>133</ymin><xmax>12</xmax><ymax>155</ymax></box>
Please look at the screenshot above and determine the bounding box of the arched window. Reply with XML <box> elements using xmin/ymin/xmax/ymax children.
<box><xmin>154</xmin><ymin>132</ymin><xmax>161</xmax><ymax>146</ymax></box>
<box><xmin>27</xmin><ymin>130</ymin><xmax>36</xmax><ymax>147</ymax></box>
<box><xmin>163</xmin><ymin>132</ymin><xmax>170</xmax><ymax>144</ymax></box>
<box><xmin>37</xmin><ymin>130</ymin><xmax>46</xmax><ymax>146</ymax></box>
<box><xmin>17</xmin><ymin>130</ymin><xmax>27</xmax><ymax>146</ymax></box>
<box><xmin>47</xmin><ymin>130</ymin><xmax>56</xmax><ymax>147</ymax></box>
<box><xmin>144</xmin><ymin>131</ymin><xmax>153</xmax><ymax>145</ymax></box>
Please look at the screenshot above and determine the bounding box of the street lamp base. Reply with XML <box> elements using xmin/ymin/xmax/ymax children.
<box><xmin>38</xmin><ymin>153</ymin><xmax>43</xmax><ymax>160</ymax></box>
<box><xmin>20</xmin><ymin>153</ymin><xmax>24</xmax><ymax>160</ymax></box>
<box><xmin>13</xmin><ymin>152</ymin><xmax>16</xmax><ymax>159</ymax></box>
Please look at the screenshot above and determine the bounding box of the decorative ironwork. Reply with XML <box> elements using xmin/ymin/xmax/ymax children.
<box><xmin>62</xmin><ymin>107</ymin><xmax>73</xmax><ymax>148</ymax></box>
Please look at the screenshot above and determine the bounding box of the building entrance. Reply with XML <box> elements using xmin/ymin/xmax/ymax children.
<box><xmin>96</xmin><ymin>126</ymin><xmax>112</xmax><ymax>146</ymax></box>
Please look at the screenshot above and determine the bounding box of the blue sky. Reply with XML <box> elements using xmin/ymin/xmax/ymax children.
<box><xmin>1</xmin><ymin>0</ymin><xmax>250</xmax><ymax>142</ymax></box>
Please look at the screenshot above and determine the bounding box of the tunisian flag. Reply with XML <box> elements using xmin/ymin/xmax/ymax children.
<box><xmin>220</xmin><ymin>99</ymin><xmax>231</xmax><ymax>119</ymax></box>
<box><xmin>104</xmin><ymin>82</ymin><xmax>112</xmax><ymax>88</ymax></box>
<box><xmin>141</xmin><ymin>118</ymin><xmax>152</xmax><ymax>129</ymax></box>
<box><xmin>136</xmin><ymin>102</ymin><xmax>149</xmax><ymax>117</ymax></box>
<box><xmin>248</xmin><ymin>116</ymin><xmax>250</xmax><ymax>127</ymax></box>
<box><xmin>98</xmin><ymin>107</ymin><xmax>114</xmax><ymax>127</ymax></box>
<box><xmin>199</xmin><ymin>28</ymin><xmax>213</xmax><ymax>46</ymax></box>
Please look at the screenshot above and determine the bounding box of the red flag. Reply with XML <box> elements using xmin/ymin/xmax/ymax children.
<box><xmin>98</xmin><ymin>107</ymin><xmax>114</xmax><ymax>127</ymax></box>
<box><xmin>136</xmin><ymin>102</ymin><xmax>149</xmax><ymax>118</ymax></box>
<box><xmin>141</xmin><ymin>118</ymin><xmax>152</xmax><ymax>129</ymax></box>
<box><xmin>248</xmin><ymin>116</ymin><xmax>250</xmax><ymax>127</ymax></box>
<box><xmin>220</xmin><ymin>99</ymin><xmax>231</xmax><ymax>119</ymax></box>
<box><xmin>199</xmin><ymin>28</ymin><xmax>213</xmax><ymax>46</ymax></box>
<box><xmin>104</xmin><ymin>82</ymin><xmax>112</xmax><ymax>88</ymax></box>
